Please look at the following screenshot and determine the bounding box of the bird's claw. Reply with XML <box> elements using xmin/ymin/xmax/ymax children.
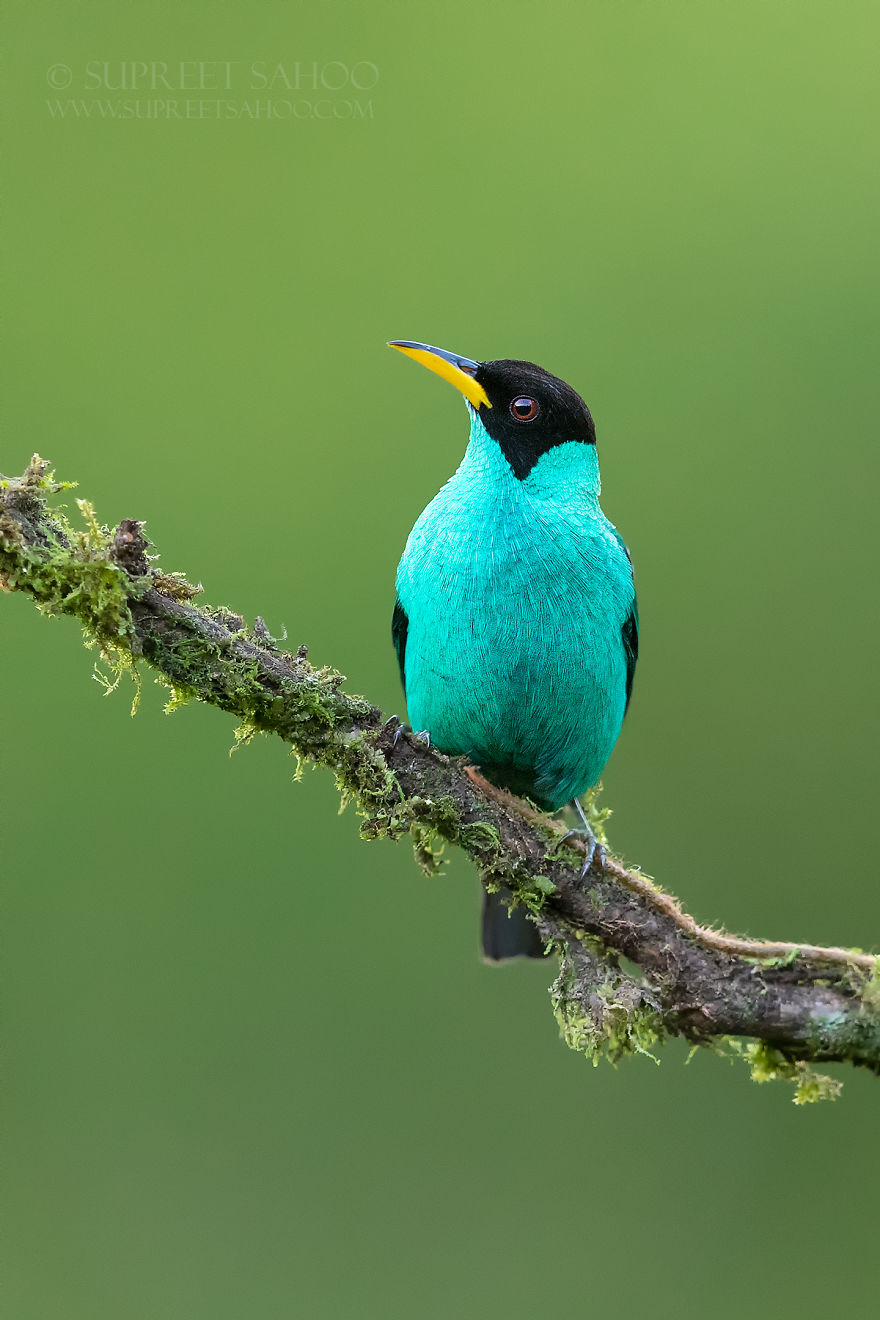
<box><xmin>568</xmin><ymin>798</ymin><xmax>607</xmax><ymax>876</ymax></box>
<box><xmin>559</xmin><ymin>827</ymin><xmax>606</xmax><ymax>877</ymax></box>
<box><xmin>383</xmin><ymin>717</ymin><xmax>430</xmax><ymax>749</ymax></box>
<box><xmin>384</xmin><ymin>714</ymin><xmax>406</xmax><ymax>747</ymax></box>
<box><xmin>581</xmin><ymin>837</ymin><xmax>606</xmax><ymax>878</ymax></box>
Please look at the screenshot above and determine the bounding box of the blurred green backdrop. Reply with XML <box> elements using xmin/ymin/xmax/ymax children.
<box><xmin>3</xmin><ymin>1</ymin><xmax>879</xmax><ymax>1316</ymax></box>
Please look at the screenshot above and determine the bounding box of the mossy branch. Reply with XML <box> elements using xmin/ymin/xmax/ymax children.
<box><xmin>2</xmin><ymin>455</ymin><xmax>878</xmax><ymax>1101</ymax></box>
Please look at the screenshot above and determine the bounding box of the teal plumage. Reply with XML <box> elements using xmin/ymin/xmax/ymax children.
<box><xmin>396</xmin><ymin>408</ymin><xmax>635</xmax><ymax>811</ymax></box>
<box><xmin>388</xmin><ymin>342</ymin><xmax>637</xmax><ymax>959</ymax></box>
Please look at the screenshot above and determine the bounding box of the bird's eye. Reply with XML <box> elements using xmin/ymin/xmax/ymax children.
<box><xmin>510</xmin><ymin>396</ymin><xmax>540</xmax><ymax>422</ymax></box>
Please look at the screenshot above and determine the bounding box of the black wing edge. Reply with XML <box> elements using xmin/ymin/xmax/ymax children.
<box><xmin>609</xmin><ymin>526</ymin><xmax>638</xmax><ymax>715</ymax></box>
<box><xmin>622</xmin><ymin>598</ymin><xmax>638</xmax><ymax>714</ymax></box>
<box><xmin>391</xmin><ymin>596</ymin><xmax>409</xmax><ymax>694</ymax></box>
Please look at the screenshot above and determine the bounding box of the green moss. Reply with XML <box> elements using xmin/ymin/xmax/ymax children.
<box><xmin>0</xmin><ymin>471</ymin><xmax>155</xmax><ymax>721</ymax></box>
<box><xmin>743</xmin><ymin>947</ymin><xmax>800</xmax><ymax>970</ymax></box>
<box><xmin>0</xmin><ymin>470</ymin><xmax>146</xmax><ymax>646</ymax></box>
<box><xmin>334</xmin><ymin>731</ymin><xmax>400</xmax><ymax>818</ymax></box>
<box><xmin>553</xmin><ymin>986</ymin><xmax>664</xmax><ymax>1067</ymax></box>
<box><xmin>460</xmin><ymin>820</ymin><xmax>501</xmax><ymax>851</ymax></box>
<box><xmin>550</xmin><ymin>949</ymin><xmax>665</xmax><ymax>1067</ymax></box>
<box><xmin>230</xmin><ymin>718</ymin><xmax>260</xmax><ymax>752</ymax></box>
<box><xmin>152</xmin><ymin>571</ymin><xmax>202</xmax><ymax>602</ymax></box>
<box><xmin>727</xmin><ymin>1040</ymin><xmax>843</xmax><ymax>1103</ymax></box>
<box><xmin>505</xmin><ymin>872</ymin><xmax>558</xmax><ymax>919</ymax></box>
<box><xmin>357</xmin><ymin>791</ymin><xmax>463</xmax><ymax>877</ymax></box>
<box><xmin>790</xmin><ymin>1066</ymin><xmax>844</xmax><ymax>1105</ymax></box>
<box><xmin>580</xmin><ymin>781</ymin><xmax>612</xmax><ymax>847</ymax></box>
<box><xmin>91</xmin><ymin>647</ymin><xmax>142</xmax><ymax>715</ymax></box>
<box><xmin>542</xmin><ymin>835</ymin><xmax>586</xmax><ymax>867</ymax></box>
<box><xmin>847</xmin><ymin>957</ymin><xmax>880</xmax><ymax>1011</ymax></box>
<box><xmin>153</xmin><ymin>674</ymin><xmax>200</xmax><ymax>715</ymax></box>
<box><xmin>0</xmin><ymin>455</ymin><xmax>76</xmax><ymax>496</ymax></box>
<box><xmin>410</xmin><ymin>821</ymin><xmax>447</xmax><ymax>876</ymax></box>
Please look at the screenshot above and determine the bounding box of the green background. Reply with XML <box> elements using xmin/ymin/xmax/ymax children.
<box><xmin>4</xmin><ymin>2</ymin><xmax>879</xmax><ymax>1316</ymax></box>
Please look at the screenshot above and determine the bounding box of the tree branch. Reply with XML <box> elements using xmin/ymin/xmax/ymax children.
<box><xmin>2</xmin><ymin>455</ymin><xmax>878</xmax><ymax>1099</ymax></box>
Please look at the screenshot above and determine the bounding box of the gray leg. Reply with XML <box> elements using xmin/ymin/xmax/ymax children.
<box><xmin>564</xmin><ymin>799</ymin><xmax>607</xmax><ymax>876</ymax></box>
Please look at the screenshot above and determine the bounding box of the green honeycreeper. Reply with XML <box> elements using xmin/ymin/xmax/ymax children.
<box><xmin>389</xmin><ymin>341</ymin><xmax>637</xmax><ymax>961</ymax></box>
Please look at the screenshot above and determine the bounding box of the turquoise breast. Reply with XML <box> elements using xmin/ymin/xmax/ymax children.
<box><xmin>395</xmin><ymin>412</ymin><xmax>635</xmax><ymax>811</ymax></box>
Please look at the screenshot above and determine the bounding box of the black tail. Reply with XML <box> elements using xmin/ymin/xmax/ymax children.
<box><xmin>481</xmin><ymin>888</ymin><xmax>546</xmax><ymax>962</ymax></box>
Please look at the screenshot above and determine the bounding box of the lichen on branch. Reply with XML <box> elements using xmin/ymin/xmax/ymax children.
<box><xmin>2</xmin><ymin>454</ymin><xmax>879</xmax><ymax>1101</ymax></box>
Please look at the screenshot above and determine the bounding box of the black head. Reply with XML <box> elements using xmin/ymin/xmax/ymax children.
<box><xmin>473</xmin><ymin>359</ymin><xmax>596</xmax><ymax>480</ymax></box>
<box><xmin>388</xmin><ymin>341</ymin><xmax>596</xmax><ymax>481</ymax></box>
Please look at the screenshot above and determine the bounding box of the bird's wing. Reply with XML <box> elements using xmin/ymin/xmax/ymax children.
<box><xmin>621</xmin><ymin>599</ymin><xmax>638</xmax><ymax>713</ymax></box>
<box><xmin>608</xmin><ymin>526</ymin><xmax>638</xmax><ymax>714</ymax></box>
<box><xmin>391</xmin><ymin>595</ymin><xmax>409</xmax><ymax>694</ymax></box>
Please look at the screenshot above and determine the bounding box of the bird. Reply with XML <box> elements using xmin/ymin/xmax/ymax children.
<box><xmin>388</xmin><ymin>340</ymin><xmax>637</xmax><ymax>961</ymax></box>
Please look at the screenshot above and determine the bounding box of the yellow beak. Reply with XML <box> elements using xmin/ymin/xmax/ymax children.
<box><xmin>388</xmin><ymin>340</ymin><xmax>492</xmax><ymax>410</ymax></box>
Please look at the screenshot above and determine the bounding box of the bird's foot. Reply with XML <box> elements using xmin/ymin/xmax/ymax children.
<box><xmin>383</xmin><ymin>714</ymin><xmax>406</xmax><ymax>746</ymax></box>
<box><xmin>561</xmin><ymin>798</ymin><xmax>606</xmax><ymax>877</ymax></box>
<box><xmin>559</xmin><ymin>827</ymin><xmax>606</xmax><ymax>877</ymax></box>
<box><xmin>382</xmin><ymin>716</ymin><xmax>430</xmax><ymax>749</ymax></box>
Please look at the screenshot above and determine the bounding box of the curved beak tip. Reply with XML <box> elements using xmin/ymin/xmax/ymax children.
<box><xmin>387</xmin><ymin>339</ymin><xmax>491</xmax><ymax>409</ymax></box>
